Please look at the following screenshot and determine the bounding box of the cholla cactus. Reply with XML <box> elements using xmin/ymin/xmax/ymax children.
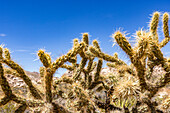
<box><xmin>0</xmin><ymin>11</ymin><xmax>170</xmax><ymax>113</ymax></box>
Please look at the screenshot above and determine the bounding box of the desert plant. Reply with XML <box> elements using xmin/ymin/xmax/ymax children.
<box><xmin>0</xmin><ymin>11</ymin><xmax>169</xmax><ymax>113</ymax></box>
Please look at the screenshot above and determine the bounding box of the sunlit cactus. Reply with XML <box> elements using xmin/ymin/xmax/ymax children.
<box><xmin>0</xmin><ymin>11</ymin><xmax>170</xmax><ymax>113</ymax></box>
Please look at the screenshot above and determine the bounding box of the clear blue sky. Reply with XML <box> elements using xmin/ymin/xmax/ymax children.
<box><xmin>1</xmin><ymin>0</ymin><xmax>170</xmax><ymax>77</ymax></box>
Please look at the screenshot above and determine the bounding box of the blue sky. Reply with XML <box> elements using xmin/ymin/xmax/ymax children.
<box><xmin>1</xmin><ymin>0</ymin><xmax>170</xmax><ymax>77</ymax></box>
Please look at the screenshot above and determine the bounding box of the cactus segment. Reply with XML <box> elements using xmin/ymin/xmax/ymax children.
<box><xmin>0</xmin><ymin>96</ymin><xmax>11</xmax><ymax>107</ymax></box>
<box><xmin>113</xmin><ymin>31</ymin><xmax>134</xmax><ymax>57</ymax></box>
<box><xmin>160</xmin><ymin>12</ymin><xmax>170</xmax><ymax>48</ymax></box>
<box><xmin>0</xmin><ymin>63</ymin><xmax>13</xmax><ymax>96</ymax></box>
<box><xmin>89</xmin><ymin>46</ymin><xmax>119</xmax><ymax>62</ymax></box>
<box><xmin>4</xmin><ymin>48</ymin><xmax>11</xmax><ymax>60</ymax></box>
<box><xmin>94</xmin><ymin>59</ymin><xmax>103</xmax><ymax>81</ymax></box>
<box><xmin>82</xmin><ymin>33</ymin><xmax>89</xmax><ymax>45</ymax></box>
<box><xmin>38</xmin><ymin>50</ymin><xmax>51</xmax><ymax>68</ymax></box>
<box><xmin>150</xmin><ymin>12</ymin><xmax>159</xmax><ymax>42</ymax></box>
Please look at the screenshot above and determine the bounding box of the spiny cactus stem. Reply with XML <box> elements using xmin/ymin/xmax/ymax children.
<box><xmin>159</xmin><ymin>37</ymin><xmax>170</xmax><ymax>48</ymax></box>
<box><xmin>4</xmin><ymin>68</ymin><xmax>20</xmax><ymax>77</ymax></box>
<box><xmin>68</xmin><ymin>57</ymin><xmax>77</xmax><ymax>64</ymax></box>
<box><xmin>150</xmin><ymin>41</ymin><xmax>164</xmax><ymax>61</ymax></box>
<box><xmin>3</xmin><ymin>59</ymin><xmax>43</xmax><ymax>99</ymax></box>
<box><xmin>163</xmin><ymin>13</ymin><xmax>169</xmax><ymax>37</ymax></box>
<box><xmin>132</xmin><ymin>60</ymin><xmax>149</xmax><ymax>91</ymax></box>
<box><xmin>61</xmin><ymin>64</ymin><xmax>74</xmax><ymax>71</ymax></box>
<box><xmin>61</xmin><ymin>76</ymin><xmax>74</xmax><ymax>84</ymax></box>
<box><xmin>0</xmin><ymin>47</ymin><xmax>3</xmax><ymax>59</ymax></box>
<box><xmin>45</xmin><ymin>68</ymin><xmax>55</xmax><ymax>103</ymax></box>
<box><xmin>134</xmin><ymin>37</ymin><xmax>148</xmax><ymax>59</ymax></box>
<box><xmin>0</xmin><ymin>96</ymin><xmax>11</xmax><ymax>107</ymax></box>
<box><xmin>52</xmin><ymin>42</ymin><xmax>85</xmax><ymax>71</ymax></box>
<box><xmin>38</xmin><ymin>50</ymin><xmax>51</xmax><ymax>68</ymax></box>
<box><xmin>73</xmin><ymin>57</ymin><xmax>88</xmax><ymax>81</ymax></box>
<box><xmin>94</xmin><ymin>59</ymin><xmax>103</xmax><ymax>81</ymax></box>
<box><xmin>114</xmin><ymin>31</ymin><xmax>134</xmax><ymax>57</ymax></box>
<box><xmin>89</xmin><ymin>46</ymin><xmax>119</xmax><ymax>63</ymax></box>
<box><xmin>160</xmin><ymin>13</ymin><xmax>170</xmax><ymax>48</ymax></box>
<box><xmin>0</xmin><ymin>63</ymin><xmax>13</xmax><ymax>96</ymax></box>
<box><xmin>92</xmin><ymin>39</ymin><xmax>101</xmax><ymax>52</ymax></box>
<box><xmin>86</xmin><ymin>58</ymin><xmax>94</xmax><ymax>73</ymax></box>
<box><xmin>82</xmin><ymin>33</ymin><xmax>89</xmax><ymax>45</ymax></box>
<box><xmin>4</xmin><ymin>48</ymin><xmax>11</xmax><ymax>60</ymax></box>
<box><xmin>150</xmin><ymin>12</ymin><xmax>159</xmax><ymax>42</ymax></box>
<box><xmin>73</xmin><ymin>38</ymin><xmax>79</xmax><ymax>48</ymax></box>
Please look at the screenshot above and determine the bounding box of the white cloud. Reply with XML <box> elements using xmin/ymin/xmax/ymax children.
<box><xmin>0</xmin><ymin>34</ymin><xmax>6</xmax><ymax>37</ymax></box>
<box><xmin>15</xmin><ymin>50</ymin><xmax>29</xmax><ymax>52</ymax></box>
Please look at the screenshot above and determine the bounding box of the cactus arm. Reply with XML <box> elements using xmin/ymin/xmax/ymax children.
<box><xmin>0</xmin><ymin>96</ymin><xmax>11</xmax><ymax>107</ymax></box>
<box><xmin>73</xmin><ymin>58</ymin><xmax>88</xmax><ymax>81</ymax></box>
<box><xmin>82</xmin><ymin>33</ymin><xmax>89</xmax><ymax>45</ymax></box>
<box><xmin>0</xmin><ymin>47</ymin><xmax>3</xmax><ymax>59</ymax></box>
<box><xmin>39</xmin><ymin>67</ymin><xmax>45</xmax><ymax>89</ymax></box>
<box><xmin>38</xmin><ymin>50</ymin><xmax>51</xmax><ymax>68</ymax></box>
<box><xmin>92</xmin><ymin>39</ymin><xmax>103</xmax><ymax>81</ymax></box>
<box><xmin>60</xmin><ymin>64</ymin><xmax>74</xmax><ymax>71</ymax></box>
<box><xmin>68</xmin><ymin>38</ymin><xmax>79</xmax><ymax>65</ymax></box>
<box><xmin>163</xmin><ymin>13</ymin><xmax>169</xmax><ymax>38</ymax></box>
<box><xmin>4</xmin><ymin>48</ymin><xmax>11</xmax><ymax>60</ymax></box>
<box><xmin>150</xmin><ymin>41</ymin><xmax>164</xmax><ymax>61</ymax></box>
<box><xmin>113</xmin><ymin>31</ymin><xmax>149</xmax><ymax>91</ymax></box>
<box><xmin>133</xmin><ymin>60</ymin><xmax>149</xmax><ymax>91</ymax></box>
<box><xmin>0</xmin><ymin>63</ymin><xmax>13</xmax><ymax>96</ymax></box>
<box><xmin>133</xmin><ymin>35</ymin><xmax>148</xmax><ymax>60</ymax></box>
<box><xmin>90</xmin><ymin>61</ymin><xmax>97</xmax><ymax>72</ymax></box>
<box><xmin>149</xmin><ymin>12</ymin><xmax>159</xmax><ymax>42</ymax></box>
<box><xmin>107</xmin><ymin>62</ymin><xmax>117</xmax><ymax>68</ymax></box>
<box><xmin>160</xmin><ymin>12</ymin><xmax>170</xmax><ymax>48</ymax></box>
<box><xmin>3</xmin><ymin>59</ymin><xmax>42</xmax><ymax>99</ymax></box>
<box><xmin>113</xmin><ymin>31</ymin><xmax>134</xmax><ymax>57</ymax></box>
<box><xmin>78</xmin><ymin>33</ymin><xmax>89</xmax><ymax>58</ymax></box>
<box><xmin>89</xmin><ymin>46</ymin><xmax>120</xmax><ymax>63</ymax></box>
<box><xmin>86</xmin><ymin>58</ymin><xmax>94</xmax><ymax>73</ymax></box>
<box><xmin>52</xmin><ymin>42</ymin><xmax>85</xmax><ymax>71</ymax></box>
<box><xmin>44</xmin><ymin>68</ymin><xmax>54</xmax><ymax>103</ymax></box>
<box><xmin>68</xmin><ymin>57</ymin><xmax>77</xmax><ymax>64</ymax></box>
<box><xmin>4</xmin><ymin>68</ymin><xmax>20</xmax><ymax>77</ymax></box>
<box><xmin>94</xmin><ymin>59</ymin><xmax>103</xmax><ymax>81</ymax></box>
<box><xmin>72</xmin><ymin>34</ymin><xmax>89</xmax><ymax>81</ymax></box>
<box><xmin>92</xmin><ymin>39</ymin><xmax>101</xmax><ymax>52</ymax></box>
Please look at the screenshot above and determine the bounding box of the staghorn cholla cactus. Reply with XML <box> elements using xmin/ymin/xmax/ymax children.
<box><xmin>0</xmin><ymin>11</ymin><xmax>170</xmax><ymax>113</ymax></box>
